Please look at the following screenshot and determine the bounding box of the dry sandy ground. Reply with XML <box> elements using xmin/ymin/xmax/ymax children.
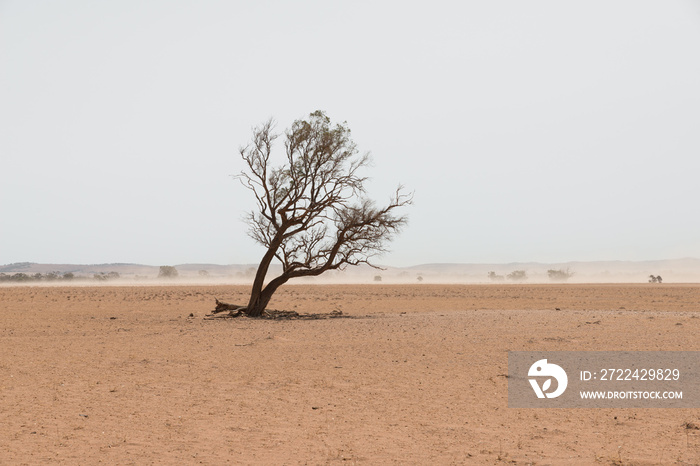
<box><xmin>1</xmin><ymin>283</ymin><xmax>699</xmax><ymax>465</ymax></box>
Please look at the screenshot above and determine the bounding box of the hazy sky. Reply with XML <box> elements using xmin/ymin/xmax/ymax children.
<box><xmin>2</xmin><ymin>1</ymin><xmax>699</xmax><ymax>267</ymax></box>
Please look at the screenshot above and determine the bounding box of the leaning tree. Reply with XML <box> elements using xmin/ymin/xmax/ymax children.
<box><xmin>234</xmin><ymin>111</ymin><xmax>411</xmax><ymax>317</ymax></box>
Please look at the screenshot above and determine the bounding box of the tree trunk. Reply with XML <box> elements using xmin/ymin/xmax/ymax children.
<box><xmin>246</xmin><ymin>235</ymin><xmax>284</xmax><ymax>316</ymax></box>
<box><xmin>246</xmin><ymin>274</ymin><xmax>289</xmax><ymax>317</ymax></box>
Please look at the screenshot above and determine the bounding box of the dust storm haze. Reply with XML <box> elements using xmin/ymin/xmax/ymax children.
<box><xmin>2</xmin><ymin>259</ymin><xmax>700</xmax><ymax>286</ymax></box>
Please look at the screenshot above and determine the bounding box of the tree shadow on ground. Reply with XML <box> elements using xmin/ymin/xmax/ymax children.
<box><xmin>205</xmin><ymin>309</ymin><xmax>362</xmax><ymax>320</ymax></box>
<box><xmin>204</xmin><ymin>299</ymin><xmax>364</xmax><ymax>320</ymax></box>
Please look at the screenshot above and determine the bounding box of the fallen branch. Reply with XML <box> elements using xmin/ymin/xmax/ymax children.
<box><xmin>212</xmin><ymin>299</ymin><xmax>246</xmax><ymax>314</ymax></box>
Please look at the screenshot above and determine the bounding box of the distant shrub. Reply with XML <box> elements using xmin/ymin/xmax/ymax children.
<box><xmin>158</xmin><ymin>266</ymin><xmax>179</xmax><ymax>279</ymax></box>
<box><xmin>4</xmin><ymin>273</ymin><xmax>31</xmax><ymax>282</ymax></box>
<box><xmin>507</xmin><ymin>270</ymin><xmax>528</xmax><ymax>282</ymax></box>
<box><xmin>488</xmin><ymin>271</ymin><xmax>505</xmax><ymax>282</ymax></box>
<box><xmin>547</xmin><ymin>268</ymin><xmax>574</xmax><ymax>282</ymax></box>
<box><xmin>373</xmin><ymin>275</ymin><xmax>382</xmax><ymax>282</ymax></box>
<box><xmin>94</xmin><ymin>272</ymin><xmax>120</xmax><ymax>281</ymax></box>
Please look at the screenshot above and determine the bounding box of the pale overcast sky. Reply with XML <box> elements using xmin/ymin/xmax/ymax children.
<box><xmin>1</xmin><ymin>1</ymin><xmax>699</xmax><ymax>266</ymax></box>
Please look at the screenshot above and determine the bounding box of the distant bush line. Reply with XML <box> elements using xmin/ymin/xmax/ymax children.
<box><xmin>0</xmin><ymin>272</ymin><xmax>77</xmax><ymax>282</ymax></box>
<box><xmin>487</xmin><ymin>269</ymin><xmax>575</xmax><ymax>282</ymax></box>
<box><xmin>0</xmin><ymin>271</ymin><xmax>123</xmax><ymax>282</ymax></box>
<box><xmin>488</xmin><ymin>270</ymin><xmax>528</xmax><ymax>282</ymax></box>
<box><xmin>0</xmin><ymin>266</ymin><xmax>184</xmax><ymax>283</ymax></box>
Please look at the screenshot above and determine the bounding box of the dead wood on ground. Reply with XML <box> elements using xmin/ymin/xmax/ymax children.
<box><xmin>206</xmin><ymin>299</ymin><xmax>350</xmax><ymax>320</ymax></box>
